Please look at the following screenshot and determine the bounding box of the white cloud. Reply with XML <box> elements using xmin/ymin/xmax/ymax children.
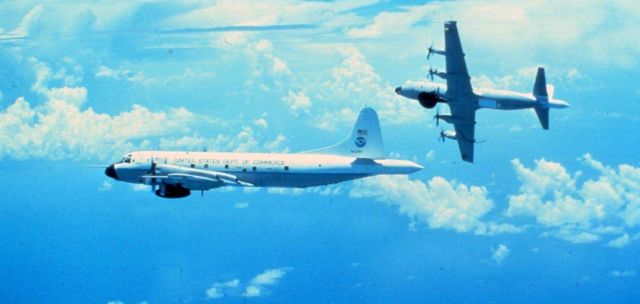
<box><xmin>491</xmin><ymin>244</ymin><xmax>510</xmax><ymax>265</ymax></box>
<box><xmin>165</xmin><ymin>0</ymin><xmax>374</xmax><ymax>30</ymax></box>
<box><xmin>350</xmin><ymin>175</ymin><xmax>518</xmax><ymax>235</ymax></box>
<box><xmin>11</xmin><ymin>5</ymin><xmax>44</xmax><ymax>37</ymax></box>
<box><xmin>206</xmin><ymin>279</ymin><xmax>240</xmax><ymax>299</ymax></box>
<box><xmin>46</xmin><ymin>86</ymin><xmax>87</xmax><ymax>106</ymax></box>
<box><xmin>243</xmin><ymin>285</ymin><xmax>262</xmax><ymax>297</ymax></box>
<box><xmin>282</xmin><ymin>90</ymin><xmax>312</xmax><ymax>114</ymax></box>
<box><xmin>95</xmin><ymin>65</ymin><xmax>127</xmax><ymax>79</ymax></box>
<box><xmin>206</xmin><ymin>287</ymin><xmax>223</xmax><ymax>299</ymax></box>
<box><xmin>347</xmin><ymin>4</ymin><xmax>436</xmax><ymax>38</ymax></box>
<box><xmin>475</xmin><ymin>222</ymin><xmax>525</xmax><ymax>236</ymax></box>
<box><xmin>0</xmin><ymin>94</ymin><xmax>199</xmax><ymax>160</ymax></box>
<box><xmin>243</xmin><ymin>267</ymin><xmax>291</xmax><ymax>298</ymax></box>
<box><xmin>253</xmin><ymin>39</ymin><xmax>292</xmax><ymax>77</ymax></box>
<box><xmin>472</xmin><ymin>67</ymin><xmax>540</xmax><ymax>92</ymax></box>
<box><xmin>205</xmin><ymin>268</ymin><xmax>290</xmax><ymax>300</ymax></box>
<box><xmin>547</xmin><ymin>228</ymin><xmax>600</xmax><ymax>244</ymax></box>
<box><xmin>254</xmin><ymin>117</ymin><xmax>269</xmax><ymax>129</ymax></box>
<box><xmin>344</xmin><ymin>2</ymin><xmax>638</xmax><ymax>69</ymax></box>
<box><xmin>98</xmin><ymin>180</ymin><xmax>113</xmax><ymax>191</ymax></box>
<box><xmin>235</xmin><ymin>202</ymin><xmax>249</xmax><ymax>209</ymax></box>
<box><xmin>608</xmin><ymin>233</ymin><xmax>631</xmax><ymax>248</ymax></box>
<box><xmin>158</xmin><ymin>127</ymin><xmax>288</xmax><ymax>153</ymax></box>
<box><xmin>506</xmin><ymin>155</ymin><xmax>640</xmax><ymax>244</ymax></box>
<box><xmin>424</xmin><ymin>150</ymin><xmax>435</xmax><ymax>162</ymax></box>
<box><xmin>250</xmin><ymin>268</ymin><xmax>288</xmax><ymax>285</ymax></box>
<box><xmin>306</xmin><ymin>46</ymin><xmax>423</xmax><ymax>130</ymax></box>
<box><xmin>610</xmin><ymin>270</ymin><xmax>636</xmax><ymax>278</ymax></box>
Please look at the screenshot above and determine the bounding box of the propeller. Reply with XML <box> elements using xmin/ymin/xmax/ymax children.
<box><xmin>427</xmin><ymin>43</ymin><xmax>434</xmax><ymax>60</ymax></box>
<box><xmin>439</xmin><ymin>129</ymin><xmax>446</xmax><ymax>143</ymax></box>
<box><xmin>434</xmin><ymin>107</ymin><xmax>440</xmax><ymax>127</ymax></box>
<box><xmin>428</xmin><ymin>67</ymin><xmax>436</xmax><ymax>81</ymax></box>
<box><xmin>148</xmin><ymin>157</ymin><xmax>158</xmax><ymax>193</ymax></box>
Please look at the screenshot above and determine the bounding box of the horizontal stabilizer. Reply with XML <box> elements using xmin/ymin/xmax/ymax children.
<box><xmin>535</xmin><ymin>108</ymin><xmax>549</xmax><ymax>130</ymax></box>
<box><xmin>533</xmin><ymin>67</ymin><xmax>547</xmax><ymax>98</ymax></box>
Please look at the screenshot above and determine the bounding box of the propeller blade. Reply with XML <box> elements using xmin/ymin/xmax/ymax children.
<box><xmin>84</xmin><ymin>164</ymin><xmax>109</xmax><ymax>168</ymax></box>
<box><xmin>148</xmin><ymin>157</ymin><xmax>158</xmax><ymax>192</ymax></box>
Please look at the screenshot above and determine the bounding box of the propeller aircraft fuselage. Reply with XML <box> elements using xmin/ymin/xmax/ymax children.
<box><xmin>104</xmin><ymin>108</ymin><xmax>422</xmax><ymax>198</ymax></box>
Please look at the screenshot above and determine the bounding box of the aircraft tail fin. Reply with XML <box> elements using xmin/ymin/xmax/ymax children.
<box><xmin>546</xmin><ymin>84</ymin><xmax>555</xmax><ymax>99</ymax></box>
<box><xmin>532</xmin><ymin>67</ymin><xmax>548</xmax><ymax>100</ymax></box>
<box><xmin>303</xmin><ymin>107</ymin><xmax>385</xmax><ymax>159</ymax></box>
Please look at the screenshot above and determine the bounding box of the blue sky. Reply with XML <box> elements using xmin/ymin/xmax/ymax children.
<box><xmin>1</xmin><ymin>1</ymin><xmax>639</xmax><ymax>303</ymax></box>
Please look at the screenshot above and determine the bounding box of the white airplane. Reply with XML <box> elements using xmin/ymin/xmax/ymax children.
<box><xmin>104</xmin><ymin>107</ymin><xmax>422</xmax><ymax>198</ymax></box>
<box><xmin>395</xmin><ymin>21</ymin><xmax>569</xmax><ymax>163</ymax></box>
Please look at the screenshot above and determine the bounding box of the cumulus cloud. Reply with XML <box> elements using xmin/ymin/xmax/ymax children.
<box><xmin>206</xmin><ymin>279</ymin><xmax>240</xmax><ymax>299</ymax></box>
<box><xmin>235</xmin><ymin>202</ymin><xmax>249</xmax><ymax>209</ymax></box>
<box><xmin>491</xmin><ymin>244</ymin><xmax>510</xmax><ymax>265</ymax></box>
<box><xmin>165</xmin><ymin>0</ymin><xmax>374</xmax><ymax>30</ymax></box>
<box><xmin>0</xmin><ymin>54</ymin><xmax>281</xmax><ymax>162</ymax></box>
<box><xmin>347</xmin><ymin>4</ymin><xmax>436</xmax><ymax>38</ymax></box>
<box><xmin>0</xmin><ymin>95</ymin><xmax>196</xmax><ymax>160</ymax></box>
<box><xmin>506</xmin><ymin>154</ymin><xmax>640</xmax><ymax>245</ymax></box>
<box><xmin>608</xmin><ymin>233</ymin><xmax>631</xmax><ymax>248</ymax></box>
<box><xmin>0</xmin><ymin>57</ymin><xmax>264</xmax><ymax>161</ymax></box>
<box><xmin>305</xmin><ymin>46</ymin><xmax>423</xmax><ymax>130</ymax></box>
<box><xmin>253</xmin><ymin>39</ymin><xmax>292</xmax><ymax>77</ymax></box>
<box><xmin>204</xmin><ymin>268</ymin><xmax>290</xmax><ymax>300</ymax></box>
<box><xmin>282</xmin><ymin>90</ymin><xmax>312</xmax><ymax>114</ymax></box>
<box><xmin>610</xmin><ymin>270</ymin><xmax>636</xmax><ymax>278</ymax></box>
<box><xmin>243</xmin><ymin>268</ymin><xmax>291</xmax><ymax>298</ymax></box>
<box><xmin>254</xmin><ymin>117</ymin><xmax>269</xmax><ymax>129</ymax></box>
<box><xmin>98</xmin><ymin>180</ymin><xmax>113</xmax><ymax>191</ymax></box>
<box><xmin>158</xmin><ymin>127</ymin><xmax>288</xmax><ymax>153</ymax></box>
<box><xmin>349</xmin><ymin>175</ymin><xmax>519</xmax><ymax>235</ymax></box>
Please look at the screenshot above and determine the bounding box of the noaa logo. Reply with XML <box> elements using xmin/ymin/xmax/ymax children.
<box><xmin>355</xmin><ymin>136</ymin><xmax>366</xmax><ymax>148</ymax></box>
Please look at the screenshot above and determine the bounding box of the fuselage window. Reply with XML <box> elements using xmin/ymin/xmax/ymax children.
<box><xmin>225</xmin><ymin>164</ymin><xmax>229</xmax><ymax>169</ymax></box>
<box><xmin>204</xmin><ymin>164</ymin><xmax>209</xmax><ymax>169</ymax></box>
<box><xmin>252</xmin><ymin>166</ymin><xmax>256</xmax><ymax>171</ymax></box>
<box><xmin>190</xmin><ymin>164</ymin><xmax>195</xmax><ymax>168</ymax></box>
<box><xmin>284</xmin><ymin>166</ymin><xmax>289</xmax><ymax>171</ymax></box>
<box><xmin>242</xmin><ymin>168</ymin><xmax>247</xmax><ymax>172</ymax></box>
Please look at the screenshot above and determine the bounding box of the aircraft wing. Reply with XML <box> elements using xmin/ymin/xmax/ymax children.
<box><xmin>444</xmin><ymin>21</ymin><xmax>473</xmax><ymax>97</ymax></box>
<box><xmin>449</xmin><ymin>107</ymin><xmax>476</xmax><ymax>163</ymax></box>
<box><xmin>443</xmin><ymin>21</ymin><xmax>477</xmax><ymax>163</ymax></box>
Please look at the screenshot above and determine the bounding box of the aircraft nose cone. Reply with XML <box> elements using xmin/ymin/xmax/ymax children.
<box><xmin>395</xmin><ymin>86</ymin><xmax>402</xmax><ymax>94</ymax></box>
<box><xmin>105</xmin><ymin>164</ymin><xmax>118</xmax><ymax>179</ymax></box>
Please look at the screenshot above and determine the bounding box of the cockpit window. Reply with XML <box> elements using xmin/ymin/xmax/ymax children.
<box><xmin>119</xmin><ymin>154</ymin><xmax>132</xmax><ymax>163</ymax></box>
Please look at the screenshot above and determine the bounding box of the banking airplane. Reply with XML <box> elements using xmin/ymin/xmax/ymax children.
<box><xmin>394</xmin><ymin>21</ymin><xmax>569</xmax><ymax>163</ymax></box>
<box><xmin>104</xmin><ymin>107</ymin><xmax>422</xmax><ymax>198</ymax></box>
